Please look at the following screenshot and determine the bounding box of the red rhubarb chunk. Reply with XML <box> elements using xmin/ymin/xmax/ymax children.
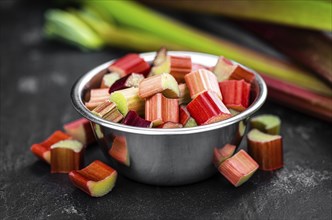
<box><xmin>63</xmin><ymin>118</ymin><xmax>95</xmax><ymax>145</ymax></box>
<box><xmin>219</xmin><ymin>80</ymin><xmax>250</xmax><ymax>112</ymax></box>
<box><xmin>30</xmin><ymin>130</ymin><xmax>71</xmax><ymax>164</ymax></box>
<box><xmin>187</xmin><ymin>91</ymin><xmax>231</xmax><ymax>125</ymax></box>
<box><xmin>108</xmin><ymin>54</ymin><xmax>150</xmax><ymax>77</ymax></box>
<box><xmin>69</xmin><ymin>160</ymin><xmax>117</xmax><ymax>197</ymax></box>
<box><xmin>218</xmin><ymin>150</ymin><xmax>259</xmax><ymax>187</ymax></box>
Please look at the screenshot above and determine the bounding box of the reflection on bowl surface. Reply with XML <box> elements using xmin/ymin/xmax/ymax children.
<box><xmin>71</xmin><ymin>52</ymin><xmax>267</xmax><ymax>186</ymax></box>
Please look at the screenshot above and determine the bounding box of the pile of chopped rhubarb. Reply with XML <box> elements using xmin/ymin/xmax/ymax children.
<box><xmin>85</xmin><ymin>48</ymin><xmax>255</xmax><ymax>128</ymax></box>
<box><xmin>30</xmin><ymin>49</ymin><xmax>285</xmax><ymax>197</ymax></box>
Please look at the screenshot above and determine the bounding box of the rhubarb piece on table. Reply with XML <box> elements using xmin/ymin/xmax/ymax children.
<box><xmin>169</xmin><ymin>55</ymin><xmax>192</xmax><ymax>83</ymax></box>
<box><xmin>122</xmin><ymin>110</ymin><xmax>152</xmax><ymax>128</ymax></box>
<box><xmin>69</xmin><ymin>160</ymin><xmax>117</xmax><ymax>197</ymax></box>
<box><xmin>31</xmin><ymin>130</ymin><xmax>71</xmax><ymax>164</ymax></box>
<box><xmin>158</xmin><ymin>122</ymin><xmax>183</xmax><ymax>128</ymax></box>
<box><xmin>250</xmin><ymin>114</ymin><xmax>281</xmax><ymax>135</ymax></box>
<box><xmin>247</xmin><ymin>129</ymin><xmax>283</xmax><ymax>171</ymax></box>
<box><xmin>184</xmin><ymin>69</ymin><xmax>222</xmax><ymax>99</ymax></box>
<box><xmin>187</xmin><ymin>91</ymin><xmax>231</xmax><ymax>125</ymax></box>
<box><xmin>109</xmin><ymin>73</ymin><xmax>145</xmax><ymax>94</ymax></box>
<box><xmin>179</xmin><ymin>105</ymin><xmax>197</xmax><ymax>127</ymax></box>
<box><xmin>213</xmin><ymin>56</ymin><xmax>255</xmax><ymax>83</ymax></box>
<box><xmin>91</xmin><ymin>101</ymin><xmax>123</xmax><ymax>123</ymax></box>
<box><xmin>50</xmin><ymin>139</ymin><xmax>84</xmax><ymax>173</ymax></box>
<box><xmin>63</xmin><ymin>118</ymin><xmax>95</xmax><ymax>145</ymax></box>
<box><xmin>85</xmin><ymin>88</ymin><xmax>110</xmax><ymax>110</ymax></box>
<box><xmin>178</xmin><ymin>83</ymin><xmax>191</xmax><ymax>105</ymax></box>
<box><xmin>218</xmin><ymin>150</ymin><xmax>259</xmax><ymax>187</ymax></box>
<box><xmin>110</xmin><ymin>87</ymin><xmax>145</xmax><ymax>116</ymax></box>
<box><xmin>108</xmin><ymin>53</ymin><xmax>150</xmax><ymax>77</ymax></box>
<box><xmin>213</xmin><ymin>144</ymin><xmax>236</xmax><ymax>167</ymax></box>
<box><xmin>219</xmin><ymin>80</ymin><xmax>251</xmax><ymax>112</ymax></box>
<box><xmin>138</xmin><ymin>73</ymin><xmax>180</xmax><ymax>99</ymax></box>
<box><xmin>109</xmin><ymin>136</ymin><xmax>129</xmax><ymax>166</ymax></box>
<box><xmin>100</xmin><ymin>72</ymin><xmax>121</xmax><ymax>88</ymax></box>
<box><xmin>145</xmin><ymin>93</ymin><xmax>179</xmax><ymax>126</ymax></box>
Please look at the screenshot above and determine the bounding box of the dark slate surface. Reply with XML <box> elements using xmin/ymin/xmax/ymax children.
<box><xmin>1</xmin><ymin>1</ymin><xmax>331</xmax><ymax>220</ymax></box>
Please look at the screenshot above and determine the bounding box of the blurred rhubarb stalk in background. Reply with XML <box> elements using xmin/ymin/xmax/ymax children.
<box><xmin>44</xmin><ymin>0</ymin><xmax>332</xmax><ymax>121</ymax></box>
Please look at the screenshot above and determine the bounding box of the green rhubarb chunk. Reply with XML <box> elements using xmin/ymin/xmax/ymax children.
<box><xmin>184</xmin><ymin>117</ymin><xmax>197</xmax><ymax>128</ymax></box>
<box><xmin>110</xmin><ymin>87</ymin><xmax>144</xmax><ymax>116</ymax></box>
<box><xmin>250</xmin><ymin>114</ymin><xmax>281</xmax><ymax>135</ymax></box>
<box><xmin>247</xmin><ymin>129</ymin><xmax>281</xmax><ymax>142</ymax></box>
<box><xmin>161</xmin><ymin>73</ymin><xmax>180</xmax><ymax>98</ymax></box>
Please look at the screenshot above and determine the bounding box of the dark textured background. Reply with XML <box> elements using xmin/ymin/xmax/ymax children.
<box><xmin>1</xmin><ymin>1</ymin><xmax>331</xmax><ymax>219</ymax></box>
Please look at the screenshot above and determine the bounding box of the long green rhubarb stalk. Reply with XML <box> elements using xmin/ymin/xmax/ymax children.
<box><xmin>85</xmin><ymin>1</ymin><xmax>332</xmax><ymax>97</ymax></box>
<box><xmin>140</xmin><ymin>0</ymin><xmax>332</xmax><ymax>31</ymax></box>
<box><xmin>44</xmin><ymin>8</ymin><xmax>184</xmax><ymax>52</ymax></box>
<box><xmin>239</xmin><ymin>21</ymin><xmax>332</xmax><ymax>86</ymax></box>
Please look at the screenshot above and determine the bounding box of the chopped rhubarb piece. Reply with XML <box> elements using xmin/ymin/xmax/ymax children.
<box><xmin>178</xmin><ymin>83</ymin><xmax>191</xmax><ymax>104</ymax></box>
<box><xmin>100</xmin><ymin>72</ymin><xmax>121</xmax><ymax>88</ymax></box>
<box><xmin>219</xmin><ymin>80</ymin><xmax>250</xmax><ymax>112</ymax></box>
<box><xmin>187</xmin><ymin>91</ymin><xmax>231</xmax><ymax>125</ymax></box>
<box><xmin>50</xmin><ymin>140</ymin><xmax>84</xmax><ymax>173</ymax></box>
<box><xmin>158</xmin><ymin>122</ymin><xmax>183</xmax><ymax>128</ymax></box>
<box><xmin>30</xmin><ymin>130</ymin><xmax>71</xmax><ymax>164</ymax></box>
<box><xmin>250</xmin><ymin>114</ymin><xmax>281</xmax><ymax>135</ymax></box>
<box><xmin>213</xmin><ymin>57</ymin><xmax>255</xmax><ymax>83</ymax></box>
<box><xmin>184</xmin><ymin>69</ymin><xmax>222</xmax><ymax>99</ymax></box>
<box><xmin>110</xmin><ymin>87</ymin><xmax>144</xmax><ymax>116</ymax></box>
<box><xmin>69</xmin><ymin>160</ymin><xmax>117</xmax><ymax>197</ymax></box>
<box><xmin>109</xmin><ymin>136</ymin><xmax>129</xmax><ymax>166</ymax></box>
<box><xmin>213</xmin><ymin>144</ymin><xmax>236</xmax><ymax>167</ymax></box>
<box><xmin>149</xmin><ymin>56</ymin><xmax>171</xmax><ymax>76</ymax></box>
<box><xmin>247</xmin><ymin>129</ymin><xmax>283</xmax><ymax>171</ymax></box>
<box><xmin>91</xmin><ymin>101</ymin><xmax>123</xmax><ymax>122</ymax></box>
<box><xmin>138</xmin><ymin>73</ymin><xmax>180</xmax><ymax>99</ymax></box>
<box><xmin>152</xmin><ymin>47</ymin><xmax>168</xmax><ymax>67</ymax></box>
<box><xmin>192</xmin><ymin>63</ymin><xmax>211</xmax><ymax>71</ymax></box>
<box><xmin>218</xmin><ymin>150</ymin><xmax>259</xmax><ymax>187</ymax></box>
<box><xmin>85</xmin><ymin>88</ymin><xmax>110</xmax><ymax>110</ymax></box>
<box><xmin>169</xmin><ymin>55</ymin><xmax>192</xmax><ymax>83</ymax></box>
<box><xmin>184</xmin><ymin>118</ymin><xmax>197</xmax><ymax>127</ymax></box>
<box><xmin>63</xmin><ymin>118</ymin><xmax>95</xmax><ymax>145</ymax></box>
<box><xmin>109</xmin><ymin>73</ymin><xmax>145</xmax><ymax>94</ymax></box>
<box><xmin>122</xmin><ymin>110</ymin><xmax>152</xmax><ymax>128</ymax></box>
<box><xmin>229</xmin><ymin>109</ymin><xmax>240</xmax><ymax>116</ymax></box>
<box><xmin>108</xmin><ymin>53</ymin><xmax>150</xmax><ymax>77</ymax></box>
<box><xmin>145</xmin><ymin>93</ymin><xmax>179</xmax><ymax>126</ymax></box>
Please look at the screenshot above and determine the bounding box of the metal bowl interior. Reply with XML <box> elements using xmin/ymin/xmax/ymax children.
<box><xmin>71</xmin><ymin>51</ymin><xmax>267</xmax><ymax>186</ymax></box>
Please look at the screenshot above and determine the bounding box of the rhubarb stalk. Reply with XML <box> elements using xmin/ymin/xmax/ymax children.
<box><xmin>63</xmin><ymin>118</ymin><xmax>95</xmax><ymax>145</ymax></box>
<box><xmin>91</xmin><ymin>101</ymin><xmax>123</xmax><ymax>123</ymax></box>
<box><xmin>110</xmin><ymin>87</ymin><xmax>145</xmax><ymax>116</ymax></box>
<box><xmin>247</xmin><ymin>129</ymin><xmax>283</xmax><ymax>171</ymax></box>
<box><xmin>250</xmin><ymin>114</ymin><xmax>281</xmax><ymax>135</ymax></box>
<box><xmin>69</xmin><ymin>160</ymin><xmax>117</xmax><ymax>197</ymax></box>
<box><xmin>122</xmin><ymin>110</ymin><xmax>152</xmax><ymax>128</ymax></box>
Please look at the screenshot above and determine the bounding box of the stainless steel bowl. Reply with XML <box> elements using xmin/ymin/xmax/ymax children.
<box><xmin>71</xmin><ymin>51</ymin><xmax>267</xmax><ymax>186</ymax></box>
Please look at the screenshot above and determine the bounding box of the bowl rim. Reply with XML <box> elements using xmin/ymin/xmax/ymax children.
<box><xmin>71</xmin><ymin>51</ymin><xmax>267</xmax><ymax>135</ymax></box>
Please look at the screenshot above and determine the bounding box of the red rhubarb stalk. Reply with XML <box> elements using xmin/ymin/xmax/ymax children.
<box><xmin>50</xmin><ymin>140</ymin><xmax>84</xmax><ymax>173</ymax></box>
<box><xmin>30</xmin><ymin>130</ymin><xmax>71</xmax><ymax>164</ymax></box>
<box><xmin>219</xmin><ymin>79</ymin><xmax>250</xmax><ymax>112</ymax></box>
<box><xmin>187</xmin><ymin>91</ymin><xmax>231</xmax><ymax>125</ymax></box>
<box><xmin>247</xmin><ymin>129</ymin><xmax>283</xmax><ymax>171</ymax></box>
<box><xmin>69</xmin><ymin>160</ymin><xmax>117</xmax><ymax>197</ymax></box>
<box><xmin>184</xmin><ymin>69</ymin><xmax>222</xmax><ymax>99</ymax></box>
<box><xmin>122</xmin><ymin>110</ymin><xmax>152</xmax><ymax>128</ymax></box>
<box><xmin>262</xmin><ymin>74</ymin><xmax>332</xmax><ymax>122</ymax></box>
<box><xmin>218</xmin><ymin>149</ymin><xmax>259</xmax><ymax>187</ymax></box>
<box><xmin>63</xmin><ymin>118</ymin><xmax>95</xmax><ymax>145</ymax></box>
<box><xmin>108</xmin><ymin>53</ymin><xmax>150</xmax><ymax>77</ymax></box>
<box><xmin>109</xmin><ymin>73</ymin><xmax>145</xmax><ymax>94</ymax></box>
<box><xmin>169</xmin><ymin>55</ymin><xmax>192</xmax><ymax>83</ymax></box>
<box><xmin>85</xmin><ymin>88</ymin><xmax>110</xmax><ymax>110</ymax></box>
